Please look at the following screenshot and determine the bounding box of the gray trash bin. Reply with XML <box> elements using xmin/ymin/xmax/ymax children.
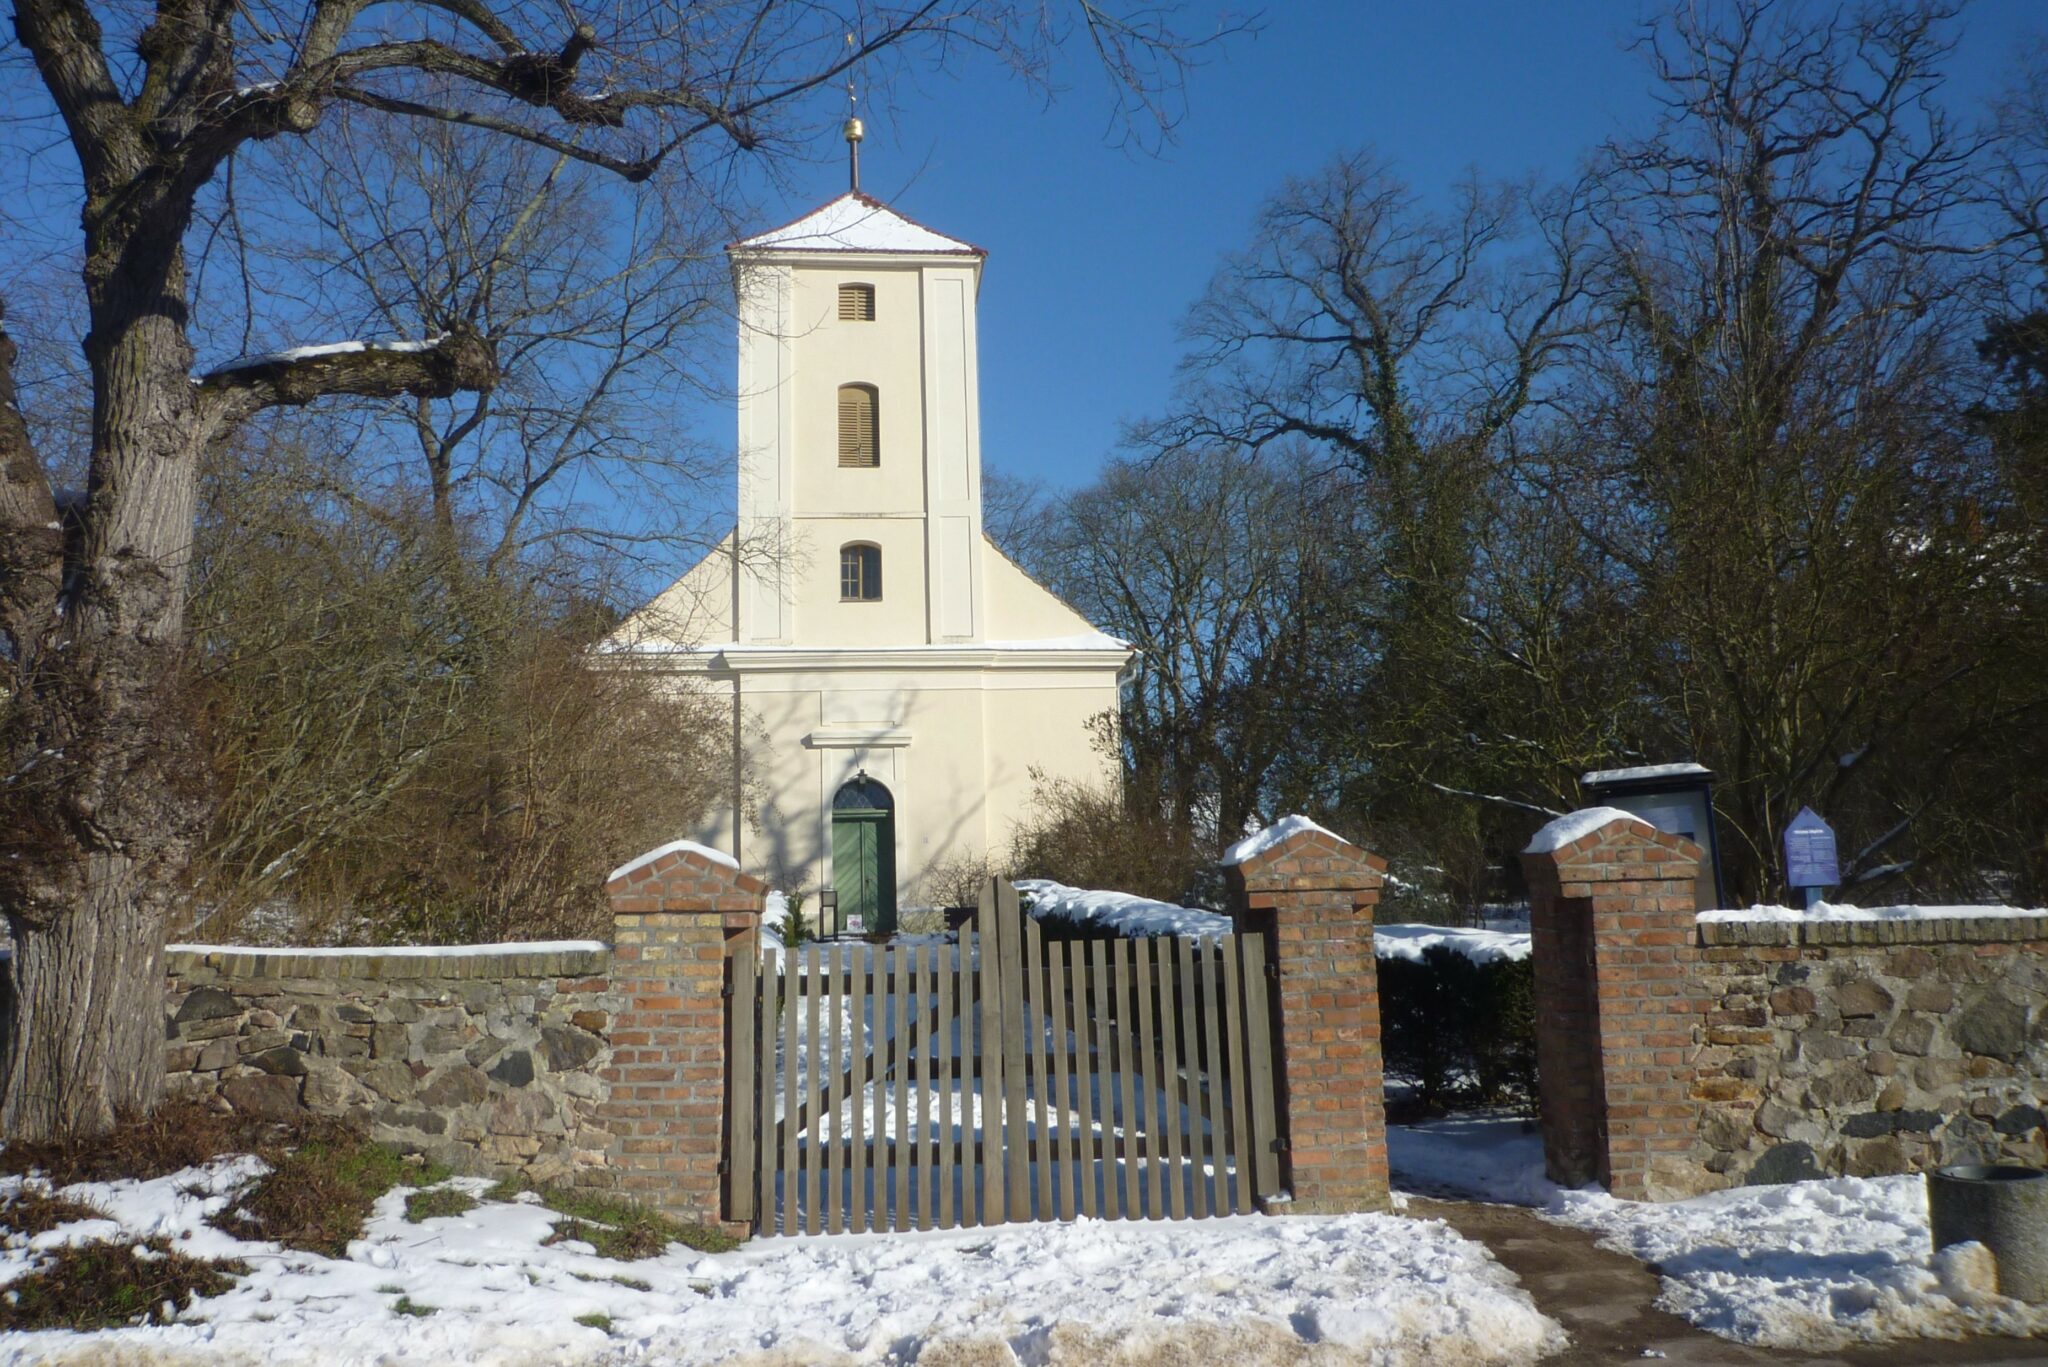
<box><xmin>1927</xmin><ymin>1165</ymin><xmax>2048</xmax><ymax>1304</ymax></box>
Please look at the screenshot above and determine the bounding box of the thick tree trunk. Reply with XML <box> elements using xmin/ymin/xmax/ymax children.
<box><xmin>0</xmin><ymin>188</ymin><xmax>208</xmax><ymax>1138</ymax></box>
<box><xmin>1</xmin><ymin>856</ymin><xmax>168</xmax><ymax>1136</ymax></box>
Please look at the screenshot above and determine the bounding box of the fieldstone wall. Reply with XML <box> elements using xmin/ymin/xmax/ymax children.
<box><xmin>164</xmin><ymin>944</ymin><xmax>621</xmax><ymax>1183</ymax></box>
<box><xmin>1691</xmin><ymin>916</ymin><xmax>2048</xmax><ymax>1187</ymax></box>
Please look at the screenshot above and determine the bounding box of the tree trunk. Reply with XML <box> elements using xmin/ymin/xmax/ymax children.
<box><xmin>2</xmin><ymin>853</ymin><xmax>169</xmax><ymax>1137</ymax></box>
<box><xmin>0</xmin><ymin>192</ymin><xmax>208</xmax><ymax>1138</ymax></box>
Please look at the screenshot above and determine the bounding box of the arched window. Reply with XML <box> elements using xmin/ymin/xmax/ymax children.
<box><xmin>837</xmin><ymin>384</ymin><xmax>878</xmax><ymax>467</ymax></box>
<box><xmin>838</xmin><ymin>283</ymin><xmax>876</xmax><ymax>321</ymax></box>
<box><xmin>840</xmin><ymin>543</ymin><xmax>881</xmax><ymax>601</ymax></box>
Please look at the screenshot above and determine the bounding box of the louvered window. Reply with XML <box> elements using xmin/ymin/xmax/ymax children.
<box><xmin>838</xmin><ymin>283</ymin><xmax>876</xmax><ymax>321</ymax></box>
<box><xmin>840</xmin><ymin>543</ymin><xmax>882</xmax><ymax>601</ymax></box>
<box><xmin>838</xmin><ymin>384</ymin><xmax>878</xmax><ymax>467</ymax></box>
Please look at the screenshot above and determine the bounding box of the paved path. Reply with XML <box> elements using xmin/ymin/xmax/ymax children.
<box><xmin>1409</xmin><ymin>1197</ymin><xmax>2048</xmax><ymax>1366</ymax></box>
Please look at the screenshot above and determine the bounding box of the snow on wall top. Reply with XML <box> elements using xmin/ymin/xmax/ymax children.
<box><xmin>606</xmin><ymin>838</ymin><xmax>738</xmax><ymax>885</ymax></box>
<box><xmin>1221</xmin><ymin>814</ymin><xmax>1342</xmax><ymax>867</ymax></box>
<box><xmin>166</xmin><ymin>940</ymin><xmax>607</xmax><ymax>958</ymax></box>
<box><xmin>1374</xmin><ymin>924</ymin><xmax>1532</xmax><ymax>966</ymax></box>
<box><xmin>734</xmin><ymin>193</ymin><xmax>982</xmax><ymax>255</ymax></box>
<box><xmin>1523</xmin><ymin>806</ymin><xmax>1640</xmax><ymax>854</ymax></box>
<box><xmin>1699</xmin><ymin>903</ymin><xmax>2048</xmax><ymax>925</ymax></box>
<box><xmin>1580</xmin><ymin>762</ymin><xmax>1711</xmax><ymax>786</ymax></box>
<box><xmin>1015</xmin><ymin>879</ymin><xmax>1232</xmax><ymax>939</ymax></box>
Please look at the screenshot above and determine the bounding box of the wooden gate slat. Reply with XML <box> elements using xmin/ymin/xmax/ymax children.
<box><xmin>1240</xmin><ymin>932</ymin><xmax>1283</xmax><ymax>1205</ymax></box>
<box><xmin>1048</xmin><ymin>938</ymin><xmax>1075</xmax><ymax>1221</ymax></box>
<box><xmin>935</xmin><ymin>941</ymin><xmax>954</xmax><ymax>1229</ymax></box>
<box><xmin>1111</xmin><ymin>938</ymin><xmax>1140</xmax><ymax>1218</ymax></box>
<box><xmin>997</xmin><ymin>883</ymin><xmax>1030</xmax><ymax>1221</ymax></box>
<box><xmin>1023</xmin><ymin>908</ymin><xmax>1052</xmax><ymax>1221</ymax></box>
<box><xmin>1196</xmin><ymin>935</ymin><xmax>1225</xmax><ymax>1218</ymax></box>
<box><xmin>825</xmin><ymin>946</ymin><xmax>846</xmax><ymax>1234</ymax></box>
<box><xmin>1219</xmin><ymin>932</ymin><xmax>1252</xmax><ymax>1213</ymax></box>
<box><xmin>1156</xmin><ymin>936</ymin><xmax>1187</xmax><ymax>1220</ymax></box>
<box><xmin>892</xmin><ymin>946</ymin><xmax>909</xmax><ymax>1232</ymax></box>
<box><xmin>755</xmin><ymin>957</ymin><xmax>779</xmax><ymax>1232</ymax></box>
<box><xmin>1131</xmin><ymin>935</ymin><xmax>1160</xmax><ymax>1219</ymax></box>
<box><xmin>847</xmin><ymin>940</ymin><xmax>867</xmax><ymax>1232</ymax></box>
<box><xmin>1176</xmin><ymin>934</ymin><xmax>1208</xmax><ymax>1219</ymax></box>
<box><xmin>803</xmin><ymin>942</ymin><xmax>821</xmax><ymax>1234</ymax></box>
<box><xmin>1074</xmin><ymin>939</ymin><xmax>1101</xmax><ymax>1218</ymax></box>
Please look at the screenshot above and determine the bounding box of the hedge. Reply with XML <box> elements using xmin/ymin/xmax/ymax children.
<box><xmin>1377</xmin><ymin>945</ymin><xmax>1536</xmax><ymax>1111</ymax></box>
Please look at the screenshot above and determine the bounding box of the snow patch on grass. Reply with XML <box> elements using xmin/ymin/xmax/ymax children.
<box><xmin>0</xmin><ymin>1157</ymin><xmax>1564</xmax><ymax>1365</ymax></box>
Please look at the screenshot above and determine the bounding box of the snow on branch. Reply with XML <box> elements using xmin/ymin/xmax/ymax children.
<box><xmin>193</xmin><ymin>330</ymin><xmax>495</xmax><ymax>422</ymax></box>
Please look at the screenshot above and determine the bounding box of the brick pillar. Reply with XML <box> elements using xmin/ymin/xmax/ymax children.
<box><xmin>601</xmin><ymin>841</ymin><xmax>763</xmax><ymax>1228</ymax></box>
<box><xmin>1223</xmin><ymin>819</ymin><xmax>1389</xmax><ymax>1214</ymax></box>
<box><xmin>1521</xmin><ymin>811</ymin><xmax>1706</xmax><ymax>1201</ymax></box>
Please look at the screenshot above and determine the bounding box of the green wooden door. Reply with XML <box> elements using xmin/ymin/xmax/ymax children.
<box><xmin>831</xmin><ymin>808</ymin><xmax>896</xmax><ymax>935</ymax></box>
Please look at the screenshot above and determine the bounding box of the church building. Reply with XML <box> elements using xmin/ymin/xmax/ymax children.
<box><xmin>606</xmin><ymin>158</ymin><xmax>1130</xmax><ymax>932</ymax></box>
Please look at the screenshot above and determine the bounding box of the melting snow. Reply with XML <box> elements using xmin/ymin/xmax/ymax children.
<box><xmin>1014</xmin><ymin>879</ymin><xmax>1232</xmax><ymax>939</ymax></box>
<box><xmin>1374</xmin><ymin>924</ymin><xmax>1531</xmax><ymax>966</ymax></box>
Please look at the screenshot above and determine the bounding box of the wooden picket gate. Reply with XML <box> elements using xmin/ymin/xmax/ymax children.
<box><xmin>726</xmin><ymin>879</ymin><xmax>1286</xmax><ymax>1234</ymax></box>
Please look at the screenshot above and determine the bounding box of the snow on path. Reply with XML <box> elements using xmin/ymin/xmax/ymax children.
<box><xmin>1388</xmin><ymin>1114</ymin><xmax>2048</xmax><ymax>1352</ymax></box>
<box><xmin>1</xmin><ymin>1160</ymin><xmax>1564</xmax><ymax>1366</ymax></box>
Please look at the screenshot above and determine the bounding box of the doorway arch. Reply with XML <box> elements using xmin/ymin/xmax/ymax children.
<box><xmin>831</xmin><ymin>773</ymin><xmax>896</xmax><ymax>936</ymax></box>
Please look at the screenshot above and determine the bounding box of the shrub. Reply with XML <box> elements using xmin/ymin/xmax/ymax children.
<box><xmin>1004</xmin><ymin>772</ymin><xmax>1210</xmax><ymax>906</ymax></box>
<box><xmin>1378</xmin><ymin>946</ymin><xmax>1536</xmax><ymax>1113</ymax></box>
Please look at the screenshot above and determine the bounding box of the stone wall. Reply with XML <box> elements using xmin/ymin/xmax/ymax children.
<box><xmin>164</xmin><ymin>943</ymin><xmax>621</xmax><ymax>1183</ymax></box>
<box><xmin>1690</xmin><ymin>916</ymin><xmax>2048</xmax><ymax>1187</ymax></box>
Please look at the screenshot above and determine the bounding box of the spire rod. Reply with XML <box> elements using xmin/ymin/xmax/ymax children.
<box><xmin>843</xmin><ymin>33</ymin><xmax>864</xmax><ymax>193</ymax></box>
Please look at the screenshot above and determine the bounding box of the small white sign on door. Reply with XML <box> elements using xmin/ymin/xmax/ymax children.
<box><xmin>846</xmin><ymin>915</ymin><xmax>866</xmax><ymax>935</ymax></box>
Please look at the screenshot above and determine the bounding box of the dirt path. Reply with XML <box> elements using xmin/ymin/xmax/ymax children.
<box><xmin>1408</xmin><ymin>1196</ymin><xmax>2048</xmax><ymax>1366</ymax></box>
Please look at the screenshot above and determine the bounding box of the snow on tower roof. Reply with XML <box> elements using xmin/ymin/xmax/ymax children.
<box><xmin>732</xmin><ymin>192</ymin><xmax>984</xmax><ymax>256</ymax></box>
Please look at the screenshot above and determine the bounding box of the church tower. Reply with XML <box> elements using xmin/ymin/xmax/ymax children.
<box><xmin>608</xmin><ymin>155</ymin><xmax>1129</xmax><ymax>929</ymax></box>
<box><xmin>731</xmin><ymin>188</ymin><xmax>989</xmax><ymax>648</ymax></box>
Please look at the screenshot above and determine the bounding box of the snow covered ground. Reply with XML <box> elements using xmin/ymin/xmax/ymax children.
<box><xmin>1389</xmin><ymin>1113</ymin><xmax>2048</xmax><ymax>1352</ymax></box>
<box><xmin>0</xmin><ymin>1159</ymin><xmax>1564</xmax><ymax>1366</ymax></box>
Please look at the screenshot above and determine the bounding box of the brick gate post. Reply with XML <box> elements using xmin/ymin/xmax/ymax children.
<box><xmin>1223</xmin><ymin>817</ymin><xmax>1390</xmax><ymax>1213</ymax></box>
<box><xmin>1521</xmin><ymin>810</ymin><xmax>1707</xmax><ymax>1201</ymax></box>
<box><xmin>602</xmin><ymin>840</ymin><xmax>763</xmax><ymax>1228</ymax></box>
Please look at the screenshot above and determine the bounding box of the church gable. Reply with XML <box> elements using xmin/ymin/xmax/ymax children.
<box><xmin>981</xmin><ymin>536</ymin><xmax>1123</xmax><ymax>646</ymax></box>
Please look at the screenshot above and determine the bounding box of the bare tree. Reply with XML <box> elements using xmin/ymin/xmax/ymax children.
<box><xmin>235</xmin><ymin>104</ymin><xmax>733</xmax><ymax>575</ymax></box>
<box><xmin>1542</xmin><ymin>0</ymin><xmax>2034</xmax><ymax>899</ymax></box>
<box><xmin>0</xmin><ymin>0</ymin><xmax>1221</xmax><ymax>1139</ymax></box>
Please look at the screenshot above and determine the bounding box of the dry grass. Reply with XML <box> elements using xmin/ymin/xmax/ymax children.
<box><xmin>0</xmin><ymin>1239</ymin><xmax>246</xmax><ymax>1332</ymax></box>
<box><xmin>0</xmin><ymin>1190</ymin><xmax>111</xmax><ymax>1237</ymax></box>
<box><xmin>213</xmin><ymin>1128</ymin><xmax>448</xmax><ymax>1257</ymax></box>
<box><xmin>0</xmin><ymin>1099</ymin><xmax>326</xmax><ymax>1187</ymax></box>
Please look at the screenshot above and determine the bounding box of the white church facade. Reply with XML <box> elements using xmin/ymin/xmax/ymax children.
<box><xmin>606</xmin><ymin>187</ymin><xmax>1130</xmax><ymax>931</ymax></box>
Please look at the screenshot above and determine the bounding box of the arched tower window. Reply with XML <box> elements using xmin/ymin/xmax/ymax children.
<box><xmin>838</xmin><ymin>283</ymin><xmax>876</xmax><ymax>321</ymax></box>
<box><xmin>837</xmin><ymin>383</ymin><xmax>878</xmax><ymax>467</ymax></box>
<box><xmin>840</xmin><ymin>542</ymin><xmax>881</xmax><ymax>601</ymax></box>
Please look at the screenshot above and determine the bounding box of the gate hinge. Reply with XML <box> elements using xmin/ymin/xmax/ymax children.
<box><xmin>720</xmin><ymin>983</ymin><xmax>733</xmax><ymax>999</ymax></box>
<box><xmin>1270</xmin><ymin>1137</ymin><xmax>1291</xmax><ymax>1153</ymax></box>
<box><xmin>1265</xmin><ymin>962</ymin><xmax>1280</xmax><ymax>982</ymax></box>
<box><xmin>716</xmin><ymin>1158</ymin><xmax>729</xmax><ymax>1175</ymax></box>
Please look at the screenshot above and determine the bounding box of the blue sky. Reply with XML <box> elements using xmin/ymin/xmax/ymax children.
<box><xmin>706</xmin><ymin>0</ymin><xmax>2048</xmax><ymax>494</ymax></box>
